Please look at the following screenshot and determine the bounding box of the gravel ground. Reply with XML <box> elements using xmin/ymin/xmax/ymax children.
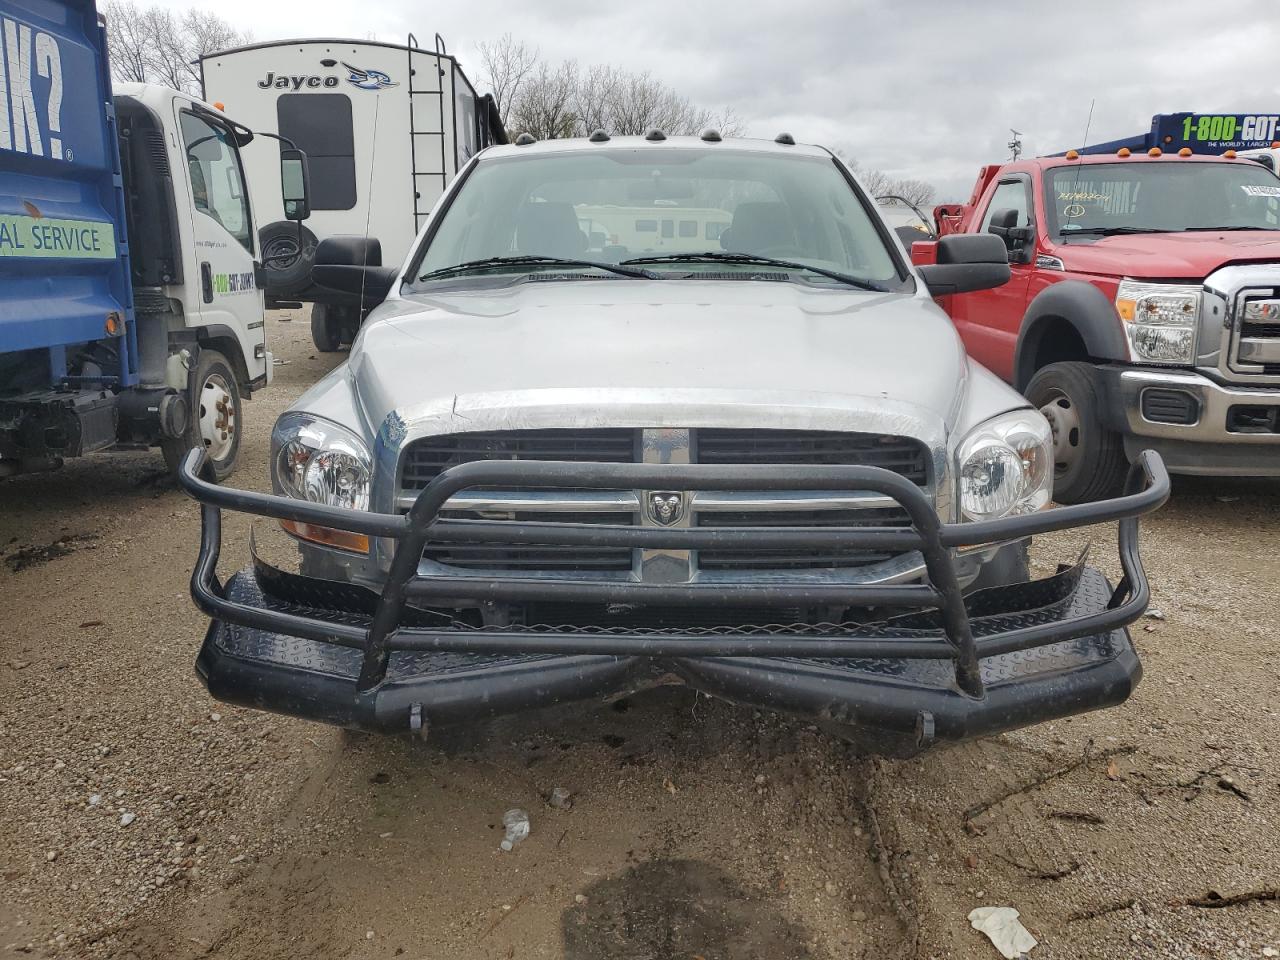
<box><xmin>1</xmin><ymin>308</ymin><xmax>1277</xmax><ymax>958</ymax></box>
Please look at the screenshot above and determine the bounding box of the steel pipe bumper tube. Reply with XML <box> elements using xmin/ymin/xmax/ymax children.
<box><xmin>180</xmin><ymin>449</ymin><xmax>1168</xmax><ymax>755</ymax></box>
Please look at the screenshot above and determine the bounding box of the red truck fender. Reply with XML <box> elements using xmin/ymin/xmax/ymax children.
<box><xmin>1012</xmin><ymin>280</ymin><xmax>1129</xmax><ymax>391</ymax></box>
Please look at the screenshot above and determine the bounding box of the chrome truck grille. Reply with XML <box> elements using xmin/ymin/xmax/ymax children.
<box><xmin>1210</xmin><ymin>267</ymin><xmax>1280</xmax><ymax>383</ymax></box>
<box><xmin>398</xmin><ymin>429</ymin><xmax>931</xmax><ymax>577</ymax></box>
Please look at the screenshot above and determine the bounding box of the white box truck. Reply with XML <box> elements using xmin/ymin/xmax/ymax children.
<box><xmin>199</xmin><ymin>35</ymin><xmax>505</xmax><ymax>350</ymax></box>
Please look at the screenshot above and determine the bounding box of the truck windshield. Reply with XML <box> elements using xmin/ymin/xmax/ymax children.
<box><xmin>1047</xmin><ymin>162</ymin><xmax>1280</xmax><ymax>237</ymax></box>
<box><xmin>407</xmin><ymin>148</ymin><xmax>906</xmax><ymax>290</ymax></box>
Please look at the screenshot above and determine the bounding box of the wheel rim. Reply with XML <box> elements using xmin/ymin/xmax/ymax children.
<box><xmin>199</xmin><ymin>373</ymin><xmax>236</xmax><ymax>463</ymax></box>
<box><xmin>1039</xmin><ymin>388</ymin><xmax>1082</xmax><ymax>475</ymax></box>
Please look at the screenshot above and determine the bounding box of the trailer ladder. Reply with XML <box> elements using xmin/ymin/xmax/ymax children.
<box><xmin>407</xmin><ymin>33</ymin><xmax>452</xmax><ymax>236</ymax></box>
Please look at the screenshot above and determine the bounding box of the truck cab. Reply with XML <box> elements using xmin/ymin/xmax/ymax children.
<box><xmin>921</xmin><ymin>151</ymin><xmax>1280</xmax><ymax>501</ymax></box>
<box><xmin>0</xmin><ymin>0</ymin><xmax>308</xmax><ymax>481</ymax></box>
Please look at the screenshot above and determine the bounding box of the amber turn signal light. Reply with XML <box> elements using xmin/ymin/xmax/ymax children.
<box><xmin>279</xmin><ymin>519</ymin><xmax>370</xmax><ymax>554</ymax></box>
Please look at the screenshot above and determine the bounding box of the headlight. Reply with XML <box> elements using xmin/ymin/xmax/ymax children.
<box><xmin>271</xmin><ymin>413</ymin><xmax>371</xmax><ymax>511</ymax></box>
<box><xmin>956</xmin><ymin>410</ymin><xmax>1053</xmax><ymax>521</ymax></box>
<box><xmin>1115</xmin><ymin>279</ymin><xmax>1200</xmax><ymax>364</ymax></box>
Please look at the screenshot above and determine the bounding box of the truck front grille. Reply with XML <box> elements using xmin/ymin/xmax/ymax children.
<box><xmin>399</xmin><ymin>429</ymin><xmax>932</xmax><ymax>575</ymax></box>
<box><xmin>401</xmin><ymin>429</ymin><xmax>635</xmax><ymax>490</ymax></box>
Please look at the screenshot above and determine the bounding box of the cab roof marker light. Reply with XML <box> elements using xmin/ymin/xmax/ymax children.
<box><xmin>1178</xmin><ymin>147</ymin><xmax>1192</xmax><ymax>157</ymax></box>
<box><xmin>1148</xmin><ymin>147</ymin><xmax>1162</xmax><ymax>157</ymax></box>
<box><xmin>1118</xmin><ymin>147</ymin><xmax>1131</xmax><ymax>157</ymax></box>
<box><xmin>1065</xmin><ymin>149</ymin><xmax>1080</xmax><ymax>160</ymax></box>
<box><xmin>1224</xmin><ymin>149</ymin><xmax>1237</xmax><ymax>159</ymax></box>
<box><xmin>775</xmin><ymin>132</ymin><xmax>796</xmax><ymax>145</ymax></box>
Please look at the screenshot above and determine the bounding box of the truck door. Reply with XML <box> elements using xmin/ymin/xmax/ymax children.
<box><xmin>950</xmin><ymin>177</ymin><xmax>1035</xmax><ymax>382</ymax></box>
<box><xmin>176</xmin><ymin>107</ymin><xmax>267</xmax><ymax>384</ymax></box>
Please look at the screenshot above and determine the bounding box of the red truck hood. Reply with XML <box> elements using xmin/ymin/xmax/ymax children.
<box><xmin>1055</xmin><ymin>231</ymin><xmax>1280</xmax><ymax>280</ymax></box>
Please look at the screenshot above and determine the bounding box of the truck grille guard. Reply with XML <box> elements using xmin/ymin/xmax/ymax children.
<box><xmin>179</xmin><ymin>449</ymin><xmax>1168</xmax><ymax>704</ymax></box>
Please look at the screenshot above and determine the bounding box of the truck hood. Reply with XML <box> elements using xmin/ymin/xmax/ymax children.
<box><xmin>341</xmin><ymin>280</ymin><xmax>977</xmax><ymax>445</ymax></box>
<box><xmin>1056</xmin><ymin>230</ymin><xmax>1280</xmax><ymax>280</ymax></box>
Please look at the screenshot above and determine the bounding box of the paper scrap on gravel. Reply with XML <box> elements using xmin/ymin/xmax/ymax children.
<box><xmin>968</xmin><ymin>906</ymin><xmax>1037</xmax><ymax>958</ymax></box>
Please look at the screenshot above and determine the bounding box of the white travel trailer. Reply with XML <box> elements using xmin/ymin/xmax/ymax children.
<box><xmin>200</xmin><ymin>35</ymin><xmax>506</xmax><ymax>349</ymax></box>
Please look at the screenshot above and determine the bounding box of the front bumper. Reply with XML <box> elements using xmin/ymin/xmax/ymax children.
<box><xmin>179</xmin><ymin>450</ymin><xmax>1168</xmax><ymax>756</ymax></box>
<box><xmin>1101</xmin><ymin>366</ymin><xmax>1280</xmax><ymax>475</ymax></box>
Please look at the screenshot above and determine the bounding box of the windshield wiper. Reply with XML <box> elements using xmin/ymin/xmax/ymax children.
<box><xmin>1059</xmin><ymin>226</ymin><xmax>1169</xmax><ymax>236</ymax></box>
<box><xmin>419</xmin><ymin>255</ymin><xmax>658</xmax><ymax>282</ymax></box>
<box><xmin>620</xmin><ymin>252</ymin><xmax>891</xmax><ymax>292</ymax></box>
<box><xmin>1180</xmin><ymin>225</ymin><xmax>1269</xmax><ymax>232</ymax></box>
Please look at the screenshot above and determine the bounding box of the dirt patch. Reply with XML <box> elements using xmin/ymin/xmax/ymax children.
<box><xmin>3</xmin><ymin>532</ymin><xmax>100</xmax><ymax>573</ymax></box>
<box><xmin>565</xmin><ymin>859</ymin><xmax>825</xmax><ymax>959</ymax></box>
<box><xmin>105</xmin><ymin>689</ymin><xmax>906</xmax><ymax>960</ymax></box>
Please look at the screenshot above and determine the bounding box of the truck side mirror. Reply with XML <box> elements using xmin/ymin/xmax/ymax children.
<box><xmin>312</xmin><ymin>236</ymin><xmax>398</xmax><ymax>311</ymax></box>
<box><xmin>915</xmin><ymin>234</ymin><xmax>1011</xmax><ymax>296</ymax></box>
<box><xmin>280</xmin><ymin>148</ymin><xmax>311</xmax><ymax>222</ymax></box>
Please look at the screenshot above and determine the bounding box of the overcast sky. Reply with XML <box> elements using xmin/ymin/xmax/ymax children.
<box><xmin>156</xmin><ymin>0</ymin><xmax>1278</xmax><ymax>201</ymax></box>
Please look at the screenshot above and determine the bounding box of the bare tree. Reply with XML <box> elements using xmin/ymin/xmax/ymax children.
<box><xmin>179</xmin><ymin>10</ymin><xmax>249</xmax><ymax>89</ymax></box>
<box><xmin>102</xmin><ymin>2</ymin><xmax>249</xmax><ymax>95</ymax></box>
<box><xmin>482</xmin><ymin>46</ymin><xmax>741</xmax><ymax>141</ymax></box>
<box><xmin>573</xmin><ymin>63</ymin><xmax>621</xmax><ymax>135</ymax></box>
<box><xmin>890</xmin><ymin>178</ymin><xmax>937</xmax><ymax>209</ymax></box>
<box><xmin>841</xmin><ymin>154</ymin><xmax>936</xmax><ymax>208</ymax></box>
<box><xmin>508</xmin><ymin>61</ymin><xmax>580</xmax><ymax>141</ymax></box>
<box><xmin>102</xmin><ymin>0</ymin><xmax>150</xmax><ymax>84</ymax></box>
<box><xmin>477</xmin><ymin>33</ymin><xmax>539</xmax><ymax>130</ymax></box>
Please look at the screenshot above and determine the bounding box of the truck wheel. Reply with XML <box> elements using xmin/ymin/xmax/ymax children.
<box><xmin>162</xmin><ymin>349</ymin><xmax>242</xmax><ymax>483</ymax></box>
<box><xmin>259</xmin><ymin>221</ymin><xmax>317</xmax><ymax>297</ymax></box>
<box><xmin>311</xmin><ymin>303</ymin><xmax>343</xmax><ymax>352</ymax></box>
<box><xmin>1025</xmin><ymin>361</ymin><xmax>1126</xmax><ymax>504</ymax></box>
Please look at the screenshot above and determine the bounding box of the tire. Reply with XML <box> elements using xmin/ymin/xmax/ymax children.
<box><xmin>1025</xmin><ymin>361</ymin><xmax>1127</xmax><ymax>504</ymax></box>
<box><xmin>259</xmin><ymin>221</ymin><xmax>317</xmax><ymax>297</ymax></box>
<box><xmin>161</xmin><ymin>348</ymin><xmax>242</xmax><ymax>483</ymax></box>
<box><xmin>311</xmin><ymin>302</ymin><xmax>343</xmax><ymax>353</ymax></box>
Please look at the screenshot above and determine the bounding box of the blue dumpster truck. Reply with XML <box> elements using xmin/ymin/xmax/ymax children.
<box><xmin>0</xmin><ymin>0</ymin><xmax>308</xmax><ymax>481</ymax></box>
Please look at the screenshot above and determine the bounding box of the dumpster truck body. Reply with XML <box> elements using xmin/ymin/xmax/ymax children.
<box><xmin>0</xmin><ymin>0</ymin><xmax>307</xmax><ymax>480</ymax></box>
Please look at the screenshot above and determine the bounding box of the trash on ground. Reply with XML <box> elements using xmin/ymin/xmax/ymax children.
<box><xmin>968</xmin><ymin>906</ymin><xmax>1037</xmax><ymax>958</ymax></box>
<box><xmin>549</xmin><ymin>786</ymin><xmax>572</xmax><ymax>809</ymax></box>
<box><xmin>500</xmin><ymin>808</ymin><xmax>530</xmax><ymax>851</ymax></box>
<box><xmin>1144</xmin><ymin>609</ymin><xmax>1165</xmax><ymax>620</ymax></box>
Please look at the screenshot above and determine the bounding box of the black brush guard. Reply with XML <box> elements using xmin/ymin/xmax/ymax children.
<box><xmin>179</xmin><ymin>449</ymin><xmax>1169</xmax><ymax>753</ymax></box>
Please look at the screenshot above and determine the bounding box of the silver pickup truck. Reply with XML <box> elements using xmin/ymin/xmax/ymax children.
<box><xmin>181</xmin><ymin>133</ymin><xmax>1167</xmax><ymax>756</ymax></box>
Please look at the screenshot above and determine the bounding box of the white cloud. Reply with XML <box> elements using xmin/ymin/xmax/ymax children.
<box><xmin>154</xmin><ymin>0</ymin><xmax>1279</xmax><ymax>201</ymax></box>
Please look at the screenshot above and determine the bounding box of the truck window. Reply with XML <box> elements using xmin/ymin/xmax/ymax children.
<box><xmin>1046</xmin><ymin>162</ymin><xmax>1280</xmax><ymax>235</ymax></box>
<box><xmin>180</xmin><ymin>112</ymin><xmax>253</xmax><ymax>253</ymax></box>
<box><xmin>411</xmin><ymin>149</ymin><xmax>907</xmax><ymax>290</ymax></box>
<box><xmin>979</xmin><ymin>180</ymin><xmax>1030</xmax><ymax>232</ymax></box>
<box><xmin>277</xmin><ymin>94</ymin><xmax>357</xmax><ymax>211</ymax></box>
